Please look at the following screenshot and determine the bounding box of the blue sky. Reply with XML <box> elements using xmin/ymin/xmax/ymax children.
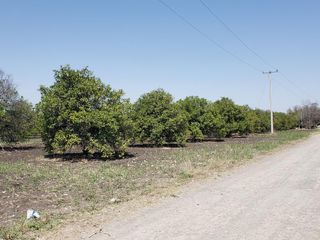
<box><xmin>1</xmin><ymin>0</ymin><xmax>319</xmax><ymax>112</ymax></box>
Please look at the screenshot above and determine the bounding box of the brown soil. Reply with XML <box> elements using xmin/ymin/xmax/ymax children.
<box><xmin>0</xmin><ymin>134</ymin><xmax>276</xmax><ymax>228</ymax></box>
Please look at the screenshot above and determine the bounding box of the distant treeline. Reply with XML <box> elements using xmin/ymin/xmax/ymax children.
<box><xmin>0</xmin><ymin>66</ymin><xmax>319</xmax><ymax>158</ymax></box>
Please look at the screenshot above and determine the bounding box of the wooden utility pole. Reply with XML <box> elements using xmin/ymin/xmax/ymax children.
<box><xmin>263</xmin><ymin>70</ymin><xmax>278</xmax><ymax>134</ymax></box>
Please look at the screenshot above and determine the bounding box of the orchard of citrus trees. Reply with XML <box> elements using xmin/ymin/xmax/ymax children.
<box><xmin>1</xmin><ymin>66</ymin><xmax>318</xmax><ymax>158</ymax></box>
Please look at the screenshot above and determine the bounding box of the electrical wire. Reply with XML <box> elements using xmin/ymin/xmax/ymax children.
<box><xmin>198</xmin><ymin>0</ymin><xmax>317</xmax><ymax>103</ymax></box>
<box><xmin>278</xmin><ymin>71</ymin><xmax>317</xmax><ymax>102</ymax></box>
<box><xmin>156</xmin><ymin>0</ymin><xmax>263</xmax><ymax>73</ymax></box>
<box><xmin>157</xmin><ymin>0</ymin><xmax>316</xmax><ymax>105</ymax></box>
<box><xmin>199</xmin><ymin>0</ymin><xmax>275</xmax><ymax>70</ymax></box>
<box><xmin>257</xmin><ymin>79</ymin><xmax>268</xmax><ymax>109</ymax></box>
<box><xmin>273</xmin><ymin>77</ymin><xmax>306</xmax><ymax>100</ymax></box>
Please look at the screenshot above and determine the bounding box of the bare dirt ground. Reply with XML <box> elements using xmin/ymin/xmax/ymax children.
<box><xmin>45</xmin><ymin>133</ymin><xmax>320</xmax><ymax>240</ymax></box>
<box><xmin>0</xmin><ymin>134</ymin><xmax>277</xmax><ymax>227</ymax></box>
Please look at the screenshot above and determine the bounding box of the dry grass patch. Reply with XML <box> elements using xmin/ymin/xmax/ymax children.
<box><xmin>0</xmin><ymin>130</ymin><xmax>315</xmax><ymax>239</ymax></box>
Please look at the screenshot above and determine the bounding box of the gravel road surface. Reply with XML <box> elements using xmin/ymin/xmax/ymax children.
<box><xmin>89</xmin><ymin>134</ymin><xmax>320</xmax><ymax>240</ymax></box>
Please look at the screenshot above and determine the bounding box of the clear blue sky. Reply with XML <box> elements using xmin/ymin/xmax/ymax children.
<box><xmin>1</xmin><ymin>0</ymin><xmax>319</xmax><ymax>112</ymax></box>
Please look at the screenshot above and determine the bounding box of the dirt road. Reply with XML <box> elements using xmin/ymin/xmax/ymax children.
<box><xmin>64</xmin><ymin>134</ymin><xmax>320</xmax><ymax>240</ymax></box>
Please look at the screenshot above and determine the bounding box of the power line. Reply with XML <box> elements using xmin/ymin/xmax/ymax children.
<box><xmin>278</xmin><ymin>71</ymin><xmax>317</xmax><ymax>102</ymax></box>
<box><xmin>274</xmin><ymin>77</ymin><xmax>307</xmax><ymax>100</ymax></box>
<box><xmin>257</xmin><ymin>76</ymin><xmax>269</xmax><ymax>109</ymax></box>
<box><xmin>157</xmin><ymin>0</ymin><xmax>316</xmax><ymax>105</ymax></box>
<box><xmin>156</xmin><ymin>0</ymin><xmax>263</xmax><ymax>73</ymax></box>
<box><xmin>199</xmin><ymin>0</ymin><xmax>317</xmax><ymax>102</ymax></box>
<box><xmin>199</xmin><ymin>0</ymin><xmax>275</xmax><ymax>70</ymax></box>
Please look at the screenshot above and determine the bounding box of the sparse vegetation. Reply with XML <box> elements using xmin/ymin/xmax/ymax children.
<box><xmin>0</xmin><ymin>130</ymin><xmax>314</xmax><ymax>239</ymax></box>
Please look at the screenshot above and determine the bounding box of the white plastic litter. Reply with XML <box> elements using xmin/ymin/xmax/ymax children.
<box><xmin>27</xmin><ymin>209</ymin><xmax>40</xmax><ymax>219</ymax></box>
<box><xmin>109</xmin><ymin>198</ymin><xmax>120</xmax><ymax>204</ymax></box>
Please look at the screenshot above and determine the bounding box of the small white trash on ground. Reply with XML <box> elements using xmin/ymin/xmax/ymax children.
<box><xmin>27</xmin><ymin>209</ymin><xmax>40</xmax><ymax>219</ymax></box>
<box><xmin>109</xmin><ymin>198</ymin><xmax>120</xmax><ymax>204</ymax></box>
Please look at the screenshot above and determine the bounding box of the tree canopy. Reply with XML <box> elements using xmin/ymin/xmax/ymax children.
<box><xmin>177</xmin><ymin>96</ymin><xmax>208</xmax><ymax>141</ymax></box>
<box><xmin>37</xmin><ymin>66</ymin><xmax>133</xmax><ymax>157</ymax></box>
<box><xmin>1</xmin><ymin>66</ymin><xmax>305</xmax><ymax>158</ymax></box>
<box><xmin>133</xmin><ymin>89</ymin><xmax>189</xmax><ymax>145</ymax></box>
<box><xmin>0</xmin><ymin>70</ymin><xmax>35</xmax><ymax>144</ymax></box>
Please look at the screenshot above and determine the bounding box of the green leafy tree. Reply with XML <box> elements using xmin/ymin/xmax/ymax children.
<box><xmin>243</xmin><ymin>108</ymin><xmax>260</xmax><ymax>133</ymax></box>
<box><xmin>286</xmin><ymin>110</ymin><xmax>299</xmax><ymax>129</ymax></box>
<box><xmin>199</xmin><ymin>102</ymin><xmax>227</xmax><ymax>138</ymax></box>
<box><xmin>188</xmin><ymin>122</ymin><xmax>204</xmax><ymax>141</ymax></box>
<box><xmin>236</xmin><ymin>105</ymin><xmax>255</xmax><ymax>135</ymax></box>
<box><xmin>274</xmin><ymin>111</ymin><xmax>298</xmax><ymax>131</ymax></box>
<box><xmin>274</xmin><ymin>112</ymin><xmax>287</xmax><ymax>131</ymax></box>
<box><xmin>0</xmin><ymin>99</ymin><xmax>35</xmax><ymax>143</ymax></box>
<box><xmin>252</xmin><ymin>109</ymin><xmax>270</xmax><ymax>133</ymax></box>
<box><xmin>0</xmin><ymin>70</ymin><xmax>35</xmax><ymax>144</ymax></box>
<box><xmin>177</xmin><ymin>96</ymin><xmax>208</xmax><ymax>141</ymax></box>
<box><xmin>37</xmin><ymin>66</ymin><xmax>133</xmax><ymax>158</ymax></box>
<box><xmin>133</xmin><ymin>89</ymin><xmax>189</xmax><ymax>145</ymax></box>
<box><xmin>213</xmin><ymin>98</ymin><xmax>250</xmax><ymax>137</ymax></box>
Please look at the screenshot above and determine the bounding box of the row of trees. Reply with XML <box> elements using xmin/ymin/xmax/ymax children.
<box><xmin>1</xmin><ymin>66</ymin><xmax>318</xmax><ymax>158</ymax></box>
